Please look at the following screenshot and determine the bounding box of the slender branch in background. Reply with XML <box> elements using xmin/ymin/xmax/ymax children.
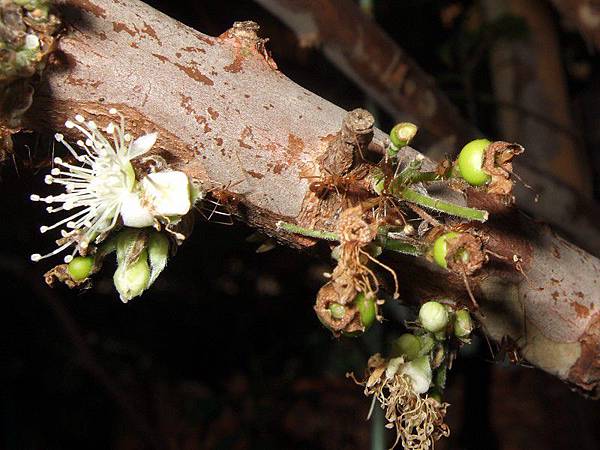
<box><xmin>9</xmin><ymin>0</ymin><xmax>600</xmax><ymax>397</ymax></box>
<box><xmin>482</xmin><ymin>0</ymin><xmax>592</xmax><ymax>194</ymax></box>
<box><xmin>550</xmin><ymin>0</ymin><xmax>600</xmax><ymax>50</ymax></box>
<box><xmin>254</xmin><ymin>0</ymin><xmax>480</xmax><ymax>154</ymax></box>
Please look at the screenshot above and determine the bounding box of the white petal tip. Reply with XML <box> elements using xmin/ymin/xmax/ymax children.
<box><xmin>75</xmin><ymin>114</ymin><xmax>85</xmax><ymax>123</ymax></box>
<box><xmin>65</xmin><ymin>120</ymin><xmax>75</xmax><ymax>129</ymax></box>
<box><xmin>64</xmin><ymin>255</ymin><xmax>73</xmax><ymax>263</ymax></box>
<box><xmin>30</xmin><ymin>194</ymin><xmax>40</xmax><ymax>201</ymax></box>
<box><xmin>30</xmin><ymin>254</ymin><xmax>41</xmax><ymax>262</ymax></box>
<box><xmin>109</xmin><ymin>108</ymin><xmax>118</xmax><ymax>115</ymax></box>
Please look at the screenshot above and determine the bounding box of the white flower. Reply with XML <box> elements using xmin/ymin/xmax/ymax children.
<box><xmin>30</xmin><ymin>109</ymin><xmax>158</xmax><ymax>263</ymax></box>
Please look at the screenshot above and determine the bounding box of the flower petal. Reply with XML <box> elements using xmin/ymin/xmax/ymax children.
<box><xmin>129</xmin><ymin>132</ymin><xmax>157</xmax><ymax>159</ymax></box>
<box><xmin>120</xmin><ymin>192</ymin><xmax>155</xmax><ymax>228</ymax></box>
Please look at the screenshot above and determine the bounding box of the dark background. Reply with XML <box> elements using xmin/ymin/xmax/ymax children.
<box><xmin>2</xmin><ymin>1</ymin><xmax>600</xmax><ymax>449</ymax></box>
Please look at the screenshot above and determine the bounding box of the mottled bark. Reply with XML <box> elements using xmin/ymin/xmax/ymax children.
<box><xmin>18</xmin><ymin>0</ymin><xmax>600</xmax><ymax>396</ymax></box>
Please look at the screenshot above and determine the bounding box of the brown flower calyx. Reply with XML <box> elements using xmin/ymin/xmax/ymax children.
<box><xmin>482</xmin><ymin>141</ymin><xmax>524</xmax><ymax>196</ymax></box>
<box><xmin>44</xmin><ymin>263</ymin><xmax>88</xmax><ymax>289</ymax></box>
<box><xmin>319</xmin><ymin>108</ymin><xmax>375</xmax><ymax>176</ymax></box>
<box><xmin>314</xmin><ymin>281</ymin><xmax>368</xmax><ymax>335</ymax></box>
<box><xmin>445</xmin><ymin>232</ymin><xmax>487</xmax><ymax>276</ymax></box>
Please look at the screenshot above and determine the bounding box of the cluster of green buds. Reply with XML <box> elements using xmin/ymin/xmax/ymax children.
<box><xmin>64</xmin><ymin>228</ymin><xmax>171</xmax><ymax>303</ymax></box>
<box><xmin>389</xmin><ymin>301</ymin><xmax>473</xmax><ymax>398</ymax></box>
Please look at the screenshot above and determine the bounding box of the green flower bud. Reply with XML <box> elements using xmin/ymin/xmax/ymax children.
<box><xmin>67</xmin><ymin>256</ymin><xmax>94</xmax><ymax>281</ymax></box>
<box><xmin>355</xmin><ymin>292</ymin><xmax>377</xmax><ymax>329</ymax></box>
<box><xmin>419</xmin><ymin>301</ymin><xmax>449</xmax><ymax>333</ymax></box>
<box><xmin>457</xmin><ymin>138</ymin><xmax>492</xmax><ymax>186</ymax></box>
<box><xmin>454</xmin><ymin>309</ymin><xmax>473</xmax><ymax>338</ymax></box>
<box><xmin>434</xmin><ymin>365</ymin><xmax>447</xmax><ymax>389</ymax></box>
<box><xmin>391</xmin><ymin>333</ymin><xmax>421</xmax><ymax>361</ymax></box>
<box><xmin>401</xmin><ymin>355</ymin><xmax>432</xmax><ymax>394</ymax></box>
<box><xmin>114</xmin><ymin>249</ymin><xmax>150</xmax><ymax>303</ymax></box>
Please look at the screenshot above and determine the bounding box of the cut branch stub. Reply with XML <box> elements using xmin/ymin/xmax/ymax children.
<box><xmin>319</xmin><ymin>108</ymin><xmax>374</xmax><ymax>175</ymax></box>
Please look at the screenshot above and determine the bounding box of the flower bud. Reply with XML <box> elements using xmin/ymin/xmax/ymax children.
<box><xmin>355</xmin><ymin>292</ymin><xmax>377</xmax><ymax>329</ymax></box>
<box><xmin>391</xmin><ymin>333</ymin><xmax>421</xmax><ymax>361</ymax></box>
<box><xmin>419</xmin><ymin>301</ymin><xmax>449</xmax><ymax>332</ymax></box>
<box><xmin>114</xmin><ymin>249</ymin><xmax>150</xmax><ymax>303</ymax></box>
<box><xmin>454</xmin><ymin>309</ymin><xmax>473</xmax><ymax>338</ymax></box>
<box><xmin>401</xmin><ymin>355</ymin><xmax>432</xmax><ymax>394</ymax></box>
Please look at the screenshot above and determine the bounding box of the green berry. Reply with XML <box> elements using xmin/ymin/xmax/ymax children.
<box><xmin>454</xmin><ymin>309</ymin><xmax>473</xmax><ymax>338</ymax></box>
<box><xmin>432</xmin><ymin>232</ymin><xmax>460</xmax><ymax>269</ymax></box>
<box><xmin>419</xmin><ymin>301</ymin><xmax>449</xmax><ymax>333</ymax></box>
<box><xmin>391</xmin><ymin>333</ymin><xmax>421</xmax><ymax>361</ymax></box>
<box><xmin>457</xmin><ymin>138</ymin><xmax>491</xmax><ymax>186</ymax></box>
<box><xmin>67</xmin><ymin>256</ymin><xmax>94</xmax><ymax>281</ymax></box>
<box><xmin>355</xmin><ymin>292</ymin><xmax>376</xmax><ymax>329</ymax></box>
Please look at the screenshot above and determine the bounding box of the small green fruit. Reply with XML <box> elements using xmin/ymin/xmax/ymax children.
<box><xmin>391</xmin><ymin>333</ymin><xmax>421</xmax><ymax>361</ymax></box>
<box><xmin>454</xmin><ymin>309</ymin><xmax>473</xmax><ymax>338</ymax></box>
<box><xmin>329</xmin><ymin>303</ymin><xmax>346</xmax><ymax>320</ymax></box>
<box><xmin>432</xmin><ymin>232</ymin><xmax>461</xmax><ymax>269</ymax></box>
<box><xmin>419</xmin><ymin>301</ymin><xmax>449</xmax><ymax>333</ymax></box>
<box><xmin>67</xmin><ymin>256</ymin><xmax>94</xmax><ymax>281</ymax></box>
<box><xmin>457</xmin><ymin>138</ymin><xmax>492</xmax><ymax>186</ymax></box>
<box><xmin>355</xmin><ymin>292</ymin><xmax>376</xmax><ymax>329</ymax></box>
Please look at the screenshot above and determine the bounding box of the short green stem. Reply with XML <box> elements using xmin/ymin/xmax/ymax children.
<box><xmin>398</xmin><ymin>187</ymin><xmax>488</xmax><ymax>222</ymax></box>
<box><xmin>276</xmin><ymin>221</ymin><xmax>339</xmax><ymax>241</ymax></box>
<box><xmin>276</xmin><ymin>221</ymin><xmax>423</xmax><ymax>256</ymax></box>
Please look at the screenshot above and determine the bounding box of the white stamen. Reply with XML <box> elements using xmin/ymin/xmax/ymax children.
<box><xmin>31</xmin><ymin>109</ymin><xmax>159</xmax><ymax>263</ymax></box>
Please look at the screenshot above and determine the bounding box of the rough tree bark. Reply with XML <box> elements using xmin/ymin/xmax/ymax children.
<box><xmin>15</xmin><ymin>0</ymin><xmax>600</xmax><ymax>397</ymax></box>
<box><xmin>254</xmin><ymin>0</ymin><xmax>600</xmax><ymax>257</ymax></box>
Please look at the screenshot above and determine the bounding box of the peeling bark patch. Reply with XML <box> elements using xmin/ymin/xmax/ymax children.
<box><xmin>181</xmin><ymin>46</ymin><xmax>205</xmax><ymax>54</ymax></box>
<box><xmin>152</xmin><ymin>53</ymin><xmax>169</xmax><ymax>64</ymax></box>
<box><xmin>571</xmin><ymin>302</ymin><xmax>590</xmax><ymax>319</ymax></box>
<box><xmin>568</xmin><ymin>313</ymin><xmax>600</xmax><ymax>398</ymax></box>
<box><xmin>238</xmin><ymin>126</ymin><xmax>253</xmax><ymax>149</ymax></box>
<box><xmin>141</xmin><ymin>22</ymin><xmax>161</xmax><ymax>45</ymax></box>
<box><xmin>113</xmin><ymin>21</ymin><xmax>136</xmax><ymax>37</ymax></box>
<box><xmin>287</xmin><ymin>133</ymin><xmax>305</xmax><ymax>159</ymax></box>
<box><xmin>174</xmin><ymin>63</ymin><xmax>214</xmax><ymax>86</ymax></box>
<box><xmin>80</xmin><ymin>0</ymin><xmax>107</xmax><ymax>18</ymax></box>
<box><xmin>207</xmin><ymin>107</ymin><xmax>219</xmax><ymax>120</ymax></box>
<box><xmin>224</xmin><ymin>51</ymin><xmax>244</xmax><ymax>73</ymax></box>
<box><xmin>247</xmin><ymin>170</ymin><xmax>264</xmax><ymax>179</ymax></box>
<box><xmin>66</xmin><ymin>74</ymin><xmax>102</xmax><ymax>89</ymax></box>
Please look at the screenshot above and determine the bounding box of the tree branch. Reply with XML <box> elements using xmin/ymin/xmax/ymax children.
<box><xmin>18</xmin><ymin>0</ymin><xmax>600</xmax><ymax>397</ymax></box>
<box><xmin>550</xmin><ymin>0</ymin><xmax>600</xmax><ymax>50</ymax></box>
